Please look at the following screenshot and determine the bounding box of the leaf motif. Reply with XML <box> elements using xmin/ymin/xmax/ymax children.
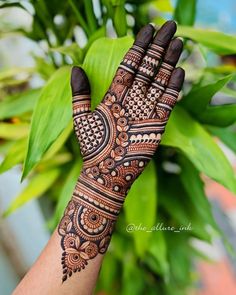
<box><xmin>66</xmin><ymin>248</ymin><xmax>78</xmax><ymax>254</ymax></box>
<box><xmin>80</xmin><ymin>241</ymin><xmax>90</xmax><ymax>250</ymax></box>
<box><xmin>75</xmin><ymin>237</ymin><xmax>81</xmax><ymax>250</ymax></box>
<box><xmin>66</xmin><ymin>222</ymin><xmax>72</xmax><ymax>232</ymax></box>
<box><xmin>80</xmin><ymin>252</ymin><xmax>90</xmax><ymax>260</ymax></box>
<box><xmin>99</xmin><ymin>238</ymin><xmax>106</xmax><ymax>248</ymax></box>
<box><xmin>59</xmin><ymin>228</ymin><xmax>66</xmax><ymax>236</ymax></box>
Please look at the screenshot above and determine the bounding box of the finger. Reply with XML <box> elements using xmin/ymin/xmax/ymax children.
<box><xmin>136</xmin><ymin>21</ymin><xmax>177</xmax><ymax>82</ymax></box>
<box><xmin>155</xmin><ymin>67</ymin><xmax>185</xmax><ymax>122</ymax></box>
<box><xmin>145</xmin><ymin>38</ymin><xmax>183</xmax><ymax>119</ymax></box>
<box><xmin>154</xmin><ymin>38</ymin><xmax>183</xmax><ymax>87</ymax></box>
<box><xmin>106</xmin><ymin>24</ymin><xmax>154</xmax><ymax>102</ymax></box>
<box><xmin>71</xmin><ymin>66</ymin><xmax>91</xmax><ymax>119</ymax></box>
<box><xmin>123</xmin><ymin>21</ymin><xmax>177</xmax><ymax>120</ymax></box>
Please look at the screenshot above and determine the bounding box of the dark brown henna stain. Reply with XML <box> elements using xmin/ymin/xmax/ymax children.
<box><xmin>58</xmin><ymin>22</ymin><xmax>185</xmax><ymax>283</ymax></box>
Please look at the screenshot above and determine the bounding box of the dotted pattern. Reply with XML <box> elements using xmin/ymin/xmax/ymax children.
<box><xmin>124</xmin><ymin>80</ymin><xmax>159</xmax><ymax>120</ymax></box>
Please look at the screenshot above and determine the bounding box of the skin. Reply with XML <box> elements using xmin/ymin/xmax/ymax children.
<box><xmin>13</xmin><ymin>21</ymin><xmax>185</xmax><ymax>295</ymax></box>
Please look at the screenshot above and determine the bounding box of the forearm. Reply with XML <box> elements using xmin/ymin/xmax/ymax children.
<box><xmin>13</xmin><ymin>175</ymin><xmax>115</xmax><ymax>295</ymax></box>
<box><xmin>57</xmin><ymin>171</ymin><xmax>126</xmax><ymax>282</ymax></box>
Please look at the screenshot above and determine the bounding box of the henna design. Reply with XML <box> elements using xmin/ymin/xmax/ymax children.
<box><xmin>58</xmin><ymin>21</ymin><xmax>185</xmax><ymax>282</ymax></box>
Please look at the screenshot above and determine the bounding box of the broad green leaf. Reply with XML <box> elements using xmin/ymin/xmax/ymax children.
<box><xmin>49</xmin><ymin>159</ymin><xmax>82</xmax><ymax>229</ymax></box>
<box><xmin>181</xmin><ymin>75</ymin><xmax>233</xmax><ymax>114</ymax></box>
<box><xmin>113</xmin><ymin>4</ymin><xmax>127</xmax><ymax>37</ymax></box>
<box><xmin>0</xmin><ymin>88</ymin><xmax>41</xmax><ymax>120</ymax></box>
<box><xmin>162</xmin><ymin>106</ymin><xmax>236</xmax><ymax>193</ymax></box>
<box><xmin>177</xmin><ymin>26</ymin><xmax>236</xmax><ymax>55</ymax></box>
<box><xmin>159</xmin><ymin>173</ymin><xmax>212</xmax><ymax>242</ymax></box>
<box><xmin>82</xmin><ymin>36</ymin><xmax>133</xmax><ymax>108</ymax></box>
<box><xmin>153</xmin><ymin>0</ymin><xmax>173</xmax><ymax>13</ymax></box>
<box><xmin>43</xmin><ymin>121</ymin><xmax>73</xmax><ymax>161</ymax></box>
<box><xmin>207</xmin><ymin>125</ymin><xmax>236</xmax><ymax>154</ymax></box>
<box><xmin>84</xmin><ymin>26</ymin><xmax>106</xmax><ymax>52</ymax></box>
<box><xmin>147</xmin><ymin>230</ymin><xmax>169</xmax><ymax>279</ymax></box>
<box><xmin>0</xmin><ymin>137</ymin><xmax>27</xmax><ymax>173</ymax></box>
<box><xmin>3</xmin><ymin>169</ymin><xmax>61</xmax><ymax>217</ymax></box>
<box><xmin>51</xmin><ymin>43</ymin><xmax>83</xmax><ymax>64</ymax></box>
<box><xmin>174</xmin><ymin>0</ymin><xmax>196</xmax><ymax>26</ymax></box>
<box><xmin>37</xmin><ymin>153</ymin><xmax>72</xmax><ymax>171</ymax></box>
<box><xmin>0</xmin><ymin>67</ymin><xmax>34</xmax><ymax>81</ymax></box>
<box><xmin>124</xmin><ymin>160</ymin><xmax>157</xmax><ymax>256</ymax></box>
<box><xmin>22</xmin><ymin>67</ymin><xmax>71</xmax><ymax>180</ymax></box>
<box><xmin>0</xmin><ymin>122</ymin><xmax>29</xmax><ymax>139</ymax></box>
<box><xmin>96</xmin><ymin>253</ymin><xmax>119</xmax><ymax>293</ymax></box>
<box><xmin>165</xmin><ymin>232</ymin><xmax>193</xmax><ymax>287</ymax></box>
<box><xmin>178</xmin><ymin>154</ymin><xmax>218</xmax><ymax>230</ymax></box>
<box><xmin>122</xmin><ymin>258</ymin><xmax>145</xmax><ymax>295</ymax></box>
<box><xmin>198</xmin><ymin>104</ymin><xmax>236</xmax><ymax>127</ymax></box>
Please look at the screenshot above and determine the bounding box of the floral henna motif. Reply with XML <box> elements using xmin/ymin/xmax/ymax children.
<box><xmin>58</xmin><ymin>21</ymin><xmax>185</xmax><ymax>282</ymax></box>
<box><xmin>59</xmin><ymin>199</ymin><xmax>114</xmax><ymax>281</ymax></box>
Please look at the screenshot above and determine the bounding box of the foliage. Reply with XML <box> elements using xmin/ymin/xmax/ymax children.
<box><xmin>0</xmin><ymin>0</ymin><xmax>236</xmax><ymax>294</ymax></box>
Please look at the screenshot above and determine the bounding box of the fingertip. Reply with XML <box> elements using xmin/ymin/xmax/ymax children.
<box><xmin>153</xmin><ymin>20</ymin><xmax>177</xmax><ymax>47</ymax></box>
<box><xmin>134</xmin><ymin>24</ymin><xmax>155</xmax><ymax>48</ymax></box>
<box><xmin>164</xmin><ymin>38</ymin><xmax>183</xmax><ymax>65</ymax></box>
<box><xmin>71</xmin><ymin>66</ymin><xmax>90</xmax><ymax>96</ymax></box>
<box><xmin>168</xmin><ymin>67</ymin><xmax>185</xmax><ymax>91</ymax></box>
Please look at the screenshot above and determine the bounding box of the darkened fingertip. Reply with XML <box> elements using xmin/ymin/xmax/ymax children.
<box><xmin>71</xmin><ymin>66</ymin><xmax>90</xmax><ymax>96</ymax></box>
<box><xmin>164</xmin><ymin>38</ymin><xmax>183</xmax><ymax>65</ymax></box>
<box><xmin>168</xmin><ymin>67</ymin><xmax>185</xmax><ymax>91</ymax></box>
<box><xmin>153</xmin><ymin>20</ymin><xmax>177</xmax><ymax>47</ymax></box>
<box><xmin>134</xmin><ymin>24</ymin><xmax>155</xmax><ymax>48</ymax></box>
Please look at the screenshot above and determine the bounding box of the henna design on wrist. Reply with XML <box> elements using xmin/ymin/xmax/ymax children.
<box><xmin>58</xmin><ymin>21</ymin><xmax>185</xmax><ymax>282</ymax></box>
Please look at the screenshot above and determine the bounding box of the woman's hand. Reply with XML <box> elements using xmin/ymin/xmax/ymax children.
<box><xmin>58</xmin><ymin>20</ymin><xmax>185</xmax><ymax>282</ymax></box>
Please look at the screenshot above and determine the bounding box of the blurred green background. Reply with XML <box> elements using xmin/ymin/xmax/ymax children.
<box><xmin>0</xmin><ymin>0</ymin><xmax>236</xmax><ymax>294</ymax></box>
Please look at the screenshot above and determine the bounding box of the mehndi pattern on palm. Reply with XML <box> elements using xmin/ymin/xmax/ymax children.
<box><xmin>58</xmin><ymin>21</ymin><xmax>185</xmax><ymax>282</ymax></box>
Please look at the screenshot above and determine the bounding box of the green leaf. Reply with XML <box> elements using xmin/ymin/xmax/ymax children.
<box><xmin>198</xmin><ymin>104</ymin><xmax>236</xmax><ymax>127</ymax></box>
<box><xmin>84</xmin><ymin>26</ymin><xmax>106</xmax><ymax>53</ymax></box>
<box><xmin>0</xmin><ymin>137</ymin><xmax>27</xmax><ymax>173</ymax></box>
<box><xmin>153</xmin><ymin>0</ymin><xmax>173</xmax><ymax>13</ymax></box>
<box><xmin>162</xmin><ymin>106</ymin><xmax>236</xmax><ymax>193</ymax></box>
<box><xmin>177</xmin><ymin>26</ymin><xmax>236</xmax><ymax>55</ymax></box>
<box><xmin>3</xmin><ymin>169</ymin><xmax>61</xmax><ymax>217</ymax></box>
<box><xmin>51</xmin><ymin>43</ymin><xmax>83</xmax><ymax>64</ymax></box>
<box><xmin>178</xmin><ymin>154</ymin><xmax>218</xmax><ymax>230</ymax></box>
<box><xmin>147</xmin><ymin>230</ymin><xmax>169</xmax><ymax>279</ymax></box>
<box><xmin>207</xmin><ymin>125</ymin><xmax>236</xmax><ymax>154</ymax></box>
<box><xmin>49</xmin><ymin>159</ymin><xmax>82</xmax><ymax>230</ymax></box>
<box><xmin>181</xmin><ymin>74</ymin><xmax>233</xmax><ymax>114</ymax></box>
<box><xmin>181</xmin><ymin>74</ymin><xmax>236</xmax><ymax>127</ymax></box>
<box><xmin>96</xmin><ymin>253</ymin><xmax>119</xmax><ymax>293</ymax></box>
<box><xmin>174</xmin><ymin>0</ymin><xmax>196</xmax><ymax>26</ymax></box>
<box><xmin>43</xmin><ymin>121</ymin><xmax>73</xmax><ymax>161</ymax></box>
<box><xmin>159</xmin><ymin>173</ymin><xmax>212</xmax><ymax>242</ymax></box>
<box><xmin>22</xmin><ymin>67</ymin><xmax>71</xmax><ymax>180</ymax></box>
<box><xmin>124</xmin><ymin>160</ymin><xmax>157</xmax><ymax>256</ymax></box>
<box><xmin>165</xmin><ymin>231</ymin><xmax>193</xmax><ymax>288</ymax></box>
<box><xmin>0</xmin><ymin>88</ymin><xmax>41</xmax><ymax>120</ymax></box>
<box><xmin>0</xmin><ymin>123</ymin><xmax>29</xmax><ymax>139</ymax></box>
<box><xmin>113</xmin><ymin>4</ymin><xmax>127</xmax><ymax>37</ymax></box>
<box><xmin>122</xmin><ymin>258</ymin><xmax>145</xmax><ymax>295</ymax></box>
<box><xmin>82</xmin><ymin>36</ymin><xmax>133</xmax><ymax>108</ymax></box>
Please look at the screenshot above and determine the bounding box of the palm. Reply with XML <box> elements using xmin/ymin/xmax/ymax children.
<box><xmin>71</xmin><ymin>21</ymin><xmax>184</xmax><ymax>196</ymax></box>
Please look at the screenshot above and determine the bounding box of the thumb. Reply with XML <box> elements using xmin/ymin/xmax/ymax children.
<box><xmin>71</xmin><ymin>66</ymin><xmax>91</xmax><ymax>117</ymax></box>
